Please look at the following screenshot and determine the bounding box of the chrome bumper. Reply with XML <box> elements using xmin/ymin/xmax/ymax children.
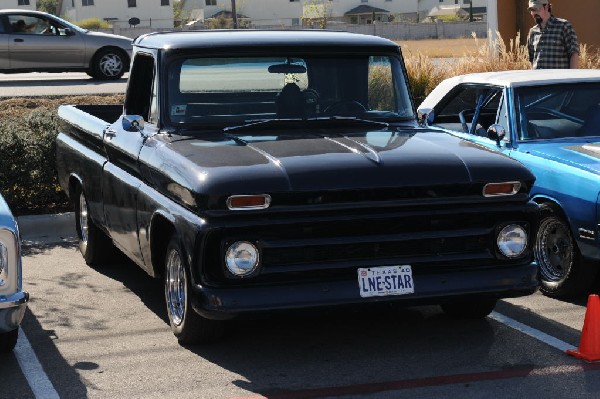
<box><xmin>0</xmin><ymin>291</ymin><xmax>29</xmax><ymax>332</ymax></box>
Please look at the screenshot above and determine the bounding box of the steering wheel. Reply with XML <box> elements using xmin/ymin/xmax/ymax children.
<box><xmin>324</xmin><ymin>100</ymin><xmax>367</xmax><ymax>116</ymax></box>
<box><xmin>458</xmin><ymin>109</ymin><xmax>475</xmax><ymax>133</ymax></box>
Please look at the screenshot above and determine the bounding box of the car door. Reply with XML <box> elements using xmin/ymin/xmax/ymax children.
<box><xmin>0</xmin><ymin>16</ymin><xmax>9</xmax><ymax>69</ymax></box>
<box><xmin>429</xmin><ymin>83</ymin><xmax>514</xmax><ymax>156</ymax></box>
<box><xmin>7</xmin><ymin>14</ymin><xmax>85</xmax><ymax>69</ymax></box>
<box><xmin>101</xmin><ymin>54</ymin><xmax>156</xmax><ymax>267</ymax></box>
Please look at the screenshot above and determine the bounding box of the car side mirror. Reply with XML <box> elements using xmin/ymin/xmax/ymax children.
<box><xmin>122</xmin><ymin>115</ymin><xmax>145</xmax><ymax>133</ymax></box>
<box><xmin>487</xmin><ymin>124</ymin><xmax>506</xmax><ymax>145</ymax></box>
<box><xmin>63</xmin><ymin>27</ymin><xmax>73</xmax><ymax>36</ymax></box>
<box><xmin>417</xmin><ymin>108</ymin><xmax>434</xmax><ymax>126</ymax></box>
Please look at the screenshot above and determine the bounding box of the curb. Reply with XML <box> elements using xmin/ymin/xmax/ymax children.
<box><xmin>16</xmin><ymin>212</ymin><xmax>76</xmax><ymax>243</ymax></box>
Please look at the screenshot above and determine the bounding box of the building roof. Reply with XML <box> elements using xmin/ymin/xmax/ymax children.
<box><xmin>344</xmin><ymin>5</ymin><xmax>390</xmax><ymax>16</ymax></box>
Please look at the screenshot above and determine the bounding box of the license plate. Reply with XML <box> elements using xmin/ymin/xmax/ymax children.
<box><xmin>358</xmin><ymin>265</ymin><xmax>414</xmax><ymax>298</ymax></box>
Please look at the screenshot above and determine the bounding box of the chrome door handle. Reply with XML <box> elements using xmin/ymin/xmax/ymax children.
<box><xmin>104</xmin><ymin>128</ymin><xmax>117</xmax><ymax>138</ymax></box>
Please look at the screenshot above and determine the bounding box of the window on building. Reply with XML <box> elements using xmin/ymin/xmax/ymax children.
<box><xmin>205</xmin><ymin>0</ymin><xmax>216</xmax><ymax>5</ymax></box>
<box><xmin>161</xmin><ymin>0</ymin><xmax>169</xmax><ymax>5</ymax></box>
<box><xmin>82</xmin><ymin>0</ymin><xmax>94</xmax><ymax>6</ymax></box>
<box><xmin>128</xmin><ymin>0</ymin><xmax>137</xmax><ymax>7</ymax></box>
<box><xmin>17</xmin><ymin>0</ymin><xmax>30</xmax><ymax>5</ymax></box>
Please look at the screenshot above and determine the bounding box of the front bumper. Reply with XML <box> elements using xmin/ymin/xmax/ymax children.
<box><xmin>191</xmin><ymin>262</ymin><xmax>538</xmax><ymax>320</ymax></box>
<box><xmin>0</xmin><ymin>291</ymin><xmax>29</xmax><ymax>333</ymax></box>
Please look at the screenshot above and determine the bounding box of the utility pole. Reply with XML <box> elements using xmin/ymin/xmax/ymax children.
<box><xmin>469</xmin><ymin>1</ymin><xmax>474</xmax><ymax>22</ymax></box>
<box><xmin>231</xmin><ymin>0</ymin><xmax>238</xmax><ymax>28</ymax></box>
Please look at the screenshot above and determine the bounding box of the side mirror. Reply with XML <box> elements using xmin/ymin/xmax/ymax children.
<box><xmin>63</xmin><ymin>27</ymin><xmax>73</xmax><ymax>36</ymax></box>
<box><xmin>417</xmin><ymin>108</ymin><xmax>434</xmax><ymax>126</ymax></box>
<box><xmin>487</xmin><ymin>124</ymin><xmax>506</xmax><ymax>145</ymax></box>
<box><xmin>122</xmin><ymin>115</ymin><xmax>145</xmax><ymax>132</ymax></box>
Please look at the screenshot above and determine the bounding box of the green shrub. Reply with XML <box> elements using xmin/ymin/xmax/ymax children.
<box><xmin>76</xmin><ymin>17</ymin><xmax>111</xmax><ymax>29</ymax></box>
<box><xmin>0</xmin><ymin>109</ymin><xmax>66</xmax><ymax>215</ymax></box>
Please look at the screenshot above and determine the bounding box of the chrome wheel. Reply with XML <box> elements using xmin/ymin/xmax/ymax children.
<box><xmin>78</xmin><ymin>192</ymin><xmax>89</xmax><ymax>244</ymax></box>
<box><xmin>535</xmin><ymin>218</ymin><xmax>574</xmax><ymax>282</ymax></box>
<box><xmin>99</xmin><ymin>52</ymin><xmax>123</xmax><ymax>78</ymax></box>
<box><xmin>165</xmin><ymin>247</ymin><xmax>186</xmax><ymax>327</ymax></box>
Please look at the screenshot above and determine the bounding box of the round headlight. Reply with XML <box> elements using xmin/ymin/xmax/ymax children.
<box><xmin>225</xmin><ymin>241</ymin><xmax>260</xmax><ymax>277</ymax></box>
<box><xmin>497</xmin><ymin>224</ymin><xmax>527</xmax><ymax>258</ymax></box>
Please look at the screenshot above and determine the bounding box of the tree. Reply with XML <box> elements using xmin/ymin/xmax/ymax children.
<box><xmin>302</xmin><ymin>0</ymin><xmax>331</xmax><ymax>29</ymax></box>
<box><xmin>37</xmin><ymin>0</ymin><xmax>58</xmax><ymax>15</ymax></box>
<box><xmin>173</xmin><ymin>0</ymin><xmax>190</xmax><ymax>28</ymax></box>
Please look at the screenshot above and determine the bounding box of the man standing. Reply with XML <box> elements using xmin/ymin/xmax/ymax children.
<box><xmin>527</xmin><ymin>0</ymin><xmax>579</xmax><ymax>69</ymax></box>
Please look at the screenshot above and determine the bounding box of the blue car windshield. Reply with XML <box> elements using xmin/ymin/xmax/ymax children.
<box><xmin>166</xmin><ymin>54</ymin><xmax>415</xmax><ymax>127</ymax></box>
<box><xmin>516</xmin><ymin>83</ymin><xmax>600</xmax><ymax>140</ymax></box>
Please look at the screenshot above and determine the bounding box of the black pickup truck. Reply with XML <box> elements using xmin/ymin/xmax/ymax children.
<box><xmin>56</xmin><ymin>30</ymin><xmax>539</xmax><ymax>344</ymax></box>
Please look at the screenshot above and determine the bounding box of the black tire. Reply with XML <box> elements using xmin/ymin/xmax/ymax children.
<box><xmin>75</xmin><ymin>188</ymin><xmax>118</xmax><ymax>266</ymax></box>
<box><xmin>441</xmin><ymin>298</ymin><xmax>497</xmax><ymax>319</ymax></box>
<box><xmin>164</xmin><ymin>235</ymin><xmax>224</xmax><ymax>344</ymax></box>
<box><xmin>534</xmin><ymin>205</ymin><xmax>598</xmax><ymax>298</ymax></box>
<box><xmin>0</xmin><ymin>329</ymin><xmax>18</xmax><ymax>353</ymax></box>
<box><xmin>90</xmin><ymin>48</ymin><xmax>127</xmax><ymax>80</ymax></box>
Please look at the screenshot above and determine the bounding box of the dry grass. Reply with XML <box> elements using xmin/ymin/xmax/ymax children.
<box><xmin>396</xmin><ymin>37</ymin><xmax>481</xmax><ymax>58</ymax></box>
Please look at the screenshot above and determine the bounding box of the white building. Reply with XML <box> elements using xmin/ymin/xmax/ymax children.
<box><xmin>0</xmin><ymin>0</ymin><xmax>35</xmax><ymax>10</ymax></box>
<box><xmin>56</xmin><ymin>0</ymin><xmax>174</xmax><ymax>29</ymax></box>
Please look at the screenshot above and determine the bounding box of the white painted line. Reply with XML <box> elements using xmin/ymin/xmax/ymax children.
<box><xmin>490</xmin><ymin>311</ymin><xmax>577</xmax><ymax>352</ymax></box>
<box><xmin>15</xmin><ymin>328</ymin><xmax>60</xmax><ymax>399</ymax></box>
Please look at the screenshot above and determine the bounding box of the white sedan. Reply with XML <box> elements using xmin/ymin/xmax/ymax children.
<box><xmin>419</xmin><ymin>69</ymin><xmax>600</xmax><ymax>299</ymax></box>
<box><xmin>0</xmin><ymin>193</ymin><xmax>28</xmax><ymax>352</ymax></box>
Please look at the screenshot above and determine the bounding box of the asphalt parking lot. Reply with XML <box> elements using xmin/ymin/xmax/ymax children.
<box><xmin>3</xmin><ymin>212</ymin><xmax>600</xmax><ymax>399</ymax></box>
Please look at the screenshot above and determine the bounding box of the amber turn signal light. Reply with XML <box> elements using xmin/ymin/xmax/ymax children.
<box><xmin>226</xmin><ymin>194</ymin><xmax>271</xmax><ymax>210</ymax></box>
<box><xmin>483</xmin><ymin>182</ymin><xmax>521</xmax><ymax>197</ymax></box>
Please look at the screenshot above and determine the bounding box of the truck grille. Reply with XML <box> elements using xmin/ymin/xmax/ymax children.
<box><xmin>200</xmin><ymin>201</ymin><xmax>535</xmax><ymax>286</ymax></box>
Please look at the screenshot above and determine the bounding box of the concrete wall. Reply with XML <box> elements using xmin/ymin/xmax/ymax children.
<box><xmin>108</xmin><ymin>21</ymin><xmax>487</xmax><ymax>41</ymax></box>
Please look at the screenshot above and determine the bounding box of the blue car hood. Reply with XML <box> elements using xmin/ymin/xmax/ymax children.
<box><xmin>520</xmin><ymin>140</ymin><xmax>600</xmax><ymax>175</ymax></box>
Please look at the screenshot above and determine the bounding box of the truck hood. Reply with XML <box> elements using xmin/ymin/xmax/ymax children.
<box><xmin>518</xmin><ymin>140</ymin><xmax>600</xmax><ymax>175</ymax></box>
<box><xmin>141</xmin><ymin>127</ymin><xmax>534</xmax><ymax>206</ymax></box>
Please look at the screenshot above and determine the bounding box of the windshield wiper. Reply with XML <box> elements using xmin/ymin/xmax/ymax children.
<box><xmin>223</xmin><ymin>117</ymin><xmax>389</xmax><ymax>133</ymax></box>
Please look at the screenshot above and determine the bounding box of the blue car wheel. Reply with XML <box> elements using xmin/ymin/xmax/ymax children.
<box><xmin>535</xmin><ymin>206</ymin><xmax>597</xmax><ymax>298</ymax></box>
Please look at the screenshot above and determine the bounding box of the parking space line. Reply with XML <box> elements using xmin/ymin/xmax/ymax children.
<box><xmin>15</xmin><ymin>328</ymin><xmax>60</xmax><ymax>399</ymax></box>
<box><xmin>489</xmin><ymin>311</ymin><xmax>576</xmax><ymax>352</ymax></box>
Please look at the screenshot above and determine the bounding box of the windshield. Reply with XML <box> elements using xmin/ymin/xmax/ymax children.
<box><xmin>166</xmin><ymin>54</ymin><xmax>414</xmax><ymax>127</ymax></box>
<box><xmin>516</xmin><ymin>83</ymin><xmax>600</xmax><ymax>140</ymax></box>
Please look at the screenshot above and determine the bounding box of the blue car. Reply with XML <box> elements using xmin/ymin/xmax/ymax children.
<box><xmin>419</xmin><ymin>69</ymin><xmax>600</xmax><ymax>298</ymax></box>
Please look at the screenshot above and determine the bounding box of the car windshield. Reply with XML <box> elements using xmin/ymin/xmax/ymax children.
<box><xmin>166</xmin><ymin>54</ymin><xmax>414</xmax><ymax>127</ymax></box>
<box><xmin>516</xmin><ymin>83</ymin><xmax>600</xmax><ymax>140</ymax></box>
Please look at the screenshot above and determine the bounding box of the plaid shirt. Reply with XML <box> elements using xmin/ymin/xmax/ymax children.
<box><xmin>528</xmin><ymin>16</ymin><xmax>579</xmax><ymax>69</ymax></box>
